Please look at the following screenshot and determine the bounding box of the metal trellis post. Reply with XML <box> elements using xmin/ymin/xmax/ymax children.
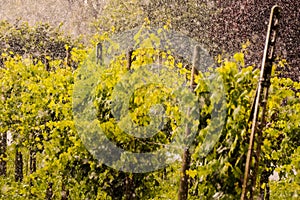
<box><xmin>241</xmin><ymin>5</ymin><xmax>281</xmax><ymax>200</ymax></box>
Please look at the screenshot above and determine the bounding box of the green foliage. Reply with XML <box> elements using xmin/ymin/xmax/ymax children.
<box><xmin>268</xmin><ymin>78</ymin><xmax>300</xmax><ymax>199</ymax></box>
<box><xmin>0</xmin><ymin>20</ymin><xmax>84</xmax><ymax>69</ymax></box>
<box><xmin>269</xmin><ymin>147</ymin><xmax>300</xmax><ymax>199</ymax></box>
<box><xmin>189</xmin><ymin>59</ymin><xmax>300</xmax><ymax>199</ymax></box>
<box><xmin>94</xmin><ymin>0</ymin><xmax>145</xmax><ymax>33</ymax></box>
<box><xmin>0</xmin><ymin>21</ymin><xmax>299</xmax><ymax>199</ymax></box>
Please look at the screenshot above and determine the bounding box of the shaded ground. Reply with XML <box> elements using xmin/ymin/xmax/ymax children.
<box><xmin>211</xmin><ymin>0</ymin><xmax>299</xmax><ymax>82</ymax></box>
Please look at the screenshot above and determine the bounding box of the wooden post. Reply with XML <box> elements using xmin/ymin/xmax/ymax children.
<box><xmin>127</xmin><ymin>48</ymin><xmax>133</xmax><ymax>71</ymax></box>
<box><xmin>178</xmin><ymin>147</ymin><xmax>191</xmax><ymax>200</ymax></box>
<box><xmin>29</xmin><ymin>150</ymin><xmax>36</xmax><ymax>176</ymax></box>
<box><xmin>61</xmin><ymin>176</ymin><xmax>69</xmax><ymax>200</ymax></box>
<box><xmin>46</xmin><ymin>182</ymin><xmax>53</xmax><ymax>200</ymax></box>
<box><xmin>178</xmin><ymin>45</ymin><xmax>200</xmax><ymax>200</ymax></box>
<box><xmin>29</xmin><ymin>133</ymin><xmax>37</xmax><ymax>175</ymax></box>
<box><xmin>0</xmin><ymin>132</ymin><xmax>7</xmax><ymax>176</ymax></box>
<box><xmin>124</xmin><ymin>175</ymin><xmax>135</xmax><ymax>200</ymax></box>
<box><xmin>96</xmin><ymin>43</ymin><xmax>103</xmax><ymax>65</ymax></box>
<box><xmin>124</xmin><ymin>48</ymin><xmax>135</xmax><ymax>200</ymax></box>
<box><xmin>15</xmin><ymin>147</ymin><xmax>23</xmax><ymax>182</ymax></box>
